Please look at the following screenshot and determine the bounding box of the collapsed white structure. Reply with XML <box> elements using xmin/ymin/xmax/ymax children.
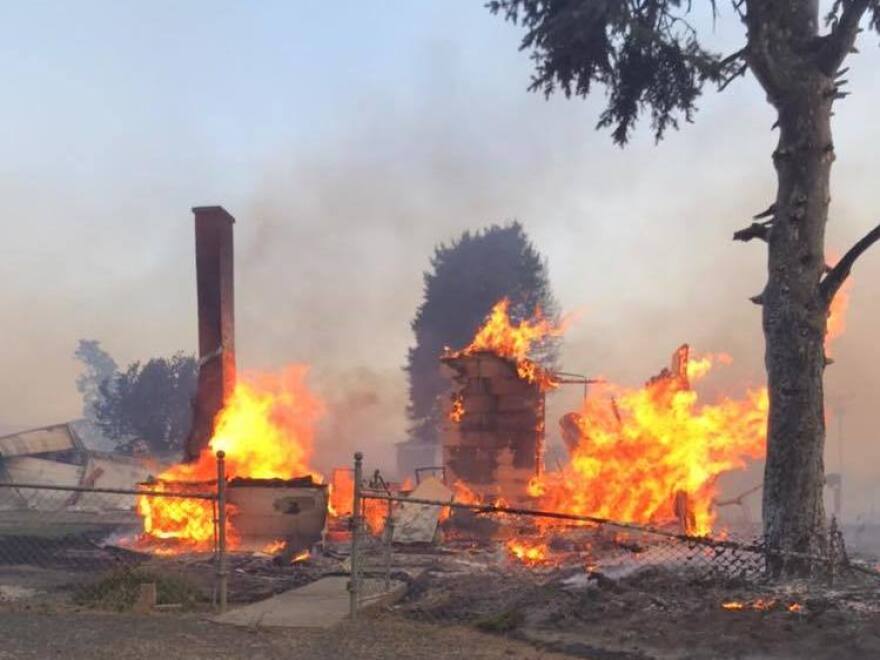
<box><xmin>0</xmin><ymin>422</ymin><xmax>154</xmax><ymax>512</ymax></box>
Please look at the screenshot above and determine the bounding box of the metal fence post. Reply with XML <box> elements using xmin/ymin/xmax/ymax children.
<box><xmin>349</xmin><ymin>451</ymin><xmax>363</xmax><ymax>620</ymax></box>
<box><xmin>384</xmin><ymin>499</ymin><xmax>394</xmax><ymax>591</ymax></box>
<box><xmin>216</xmin><ymin>450</ymin><xmax>228</xmax><ymax>613</ymax></box>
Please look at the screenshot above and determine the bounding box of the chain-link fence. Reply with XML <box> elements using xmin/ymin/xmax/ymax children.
<box><xmin>346</xmin><ymin>452</ymin><xmax>880</xmax><ymax>619</ymax></box>
<box><xmin>0</xmin><ymin>452</ymin><xmax>229</xmax><ymax>610</ymax></box>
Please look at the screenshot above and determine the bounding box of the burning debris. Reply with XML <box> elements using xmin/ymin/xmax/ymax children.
<box><xmin>436</xmin><ymin>299</ymin><xmax>769</xmax><ymax>567</ymax></box>
<box><xmin>530</xmin><ymin>345</ymin><xmax>768</xmax><ymax>537</ymax></box>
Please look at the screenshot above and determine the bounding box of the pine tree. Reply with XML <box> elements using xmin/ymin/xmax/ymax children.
<box><xmin>406</xmin><ymin>222</ymin><xmax>558</xmax><ymax>445</ymax></box>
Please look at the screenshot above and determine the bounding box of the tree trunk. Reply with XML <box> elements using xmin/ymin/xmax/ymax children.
<box><xmin>761</xmin><ymin>85</ymin><xmax>833</xmax><ymax>575</ymax></box>
<box><xmin>744</xmin><ymin>1</ymin><xmax>844</xmax><ymax>576</ymax></box>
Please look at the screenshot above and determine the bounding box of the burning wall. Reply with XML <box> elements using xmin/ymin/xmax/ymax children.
<box><xmin>440</xmin><ymin>300</ymin><xmax>563</xmax><ymax>504</ymax></box>
<box><xmin>442</xmin><ymin>352</ymin><xmax>544</xmax><ymax>504</ymax></box>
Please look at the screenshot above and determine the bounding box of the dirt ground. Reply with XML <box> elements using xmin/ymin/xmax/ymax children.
<box><xmin>2</xmin><ymin>575</ymin><xmax>879</xmax><ymax>660</ymax></box>
<box><xmin>394</xmin><ymin>563</ymin><xmax>880</xmax><ymax>659</ymax></box>
<box><xmin>0</xmin><ymin>606</ymin><xmax>571</xmax><ymax>660</ymax></box>
<box><xmin>3</xmin><ymin>539</ymin><xmax>880</xmax><ymax>659</ymax></box>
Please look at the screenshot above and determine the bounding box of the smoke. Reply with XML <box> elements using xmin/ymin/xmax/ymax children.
<box><xmin>2</xmin><ymin>33</ymin><xmax>879</xmax><ymax>523</ymax></box>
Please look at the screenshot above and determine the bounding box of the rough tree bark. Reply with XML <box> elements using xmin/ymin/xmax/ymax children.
<box><xmin>742</xmin><ymin>0</ymin><xmax>878</xmax><ymax>575</ymax></box>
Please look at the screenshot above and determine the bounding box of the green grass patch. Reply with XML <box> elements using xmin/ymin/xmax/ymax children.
<box><xmin>475</xmin><ymin>607</ymin><xmax>525</xmax><ymax>633</ymax></box>
<box><xmin>73</xmin><ymin>567</ymin><xmax>207</xmax><ymax>612</ymax></box>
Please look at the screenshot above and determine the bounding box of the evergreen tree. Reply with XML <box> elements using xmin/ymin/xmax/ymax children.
<box><xmin>93</xmin><ymin>353</ymin><xmax>198</xmax><ymax>457</ymax></box>
<box><xmin>406</xmin><ymin>222</ymin><xmax>558</xmax><ymax>445</ymax></box>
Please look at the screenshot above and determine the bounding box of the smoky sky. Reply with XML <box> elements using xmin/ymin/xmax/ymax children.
<box><xmin>1</xmin><ymin>3</ymin><xmax>879</xmax><ymax>516</ymax></box>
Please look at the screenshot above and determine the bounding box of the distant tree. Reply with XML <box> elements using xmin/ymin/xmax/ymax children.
<box><xmin>406</xmin><ymin>222</ymin><xmax>558</xmax><ymax>445</ymax></box>
<box><xmin>488</xmin><ymin>0</ymin><xmax>880</xmax><ymax>576</ymax></box>
<box><xmin>74</xmin><ymin>340</ymin><xmax>118</xmax><ymax>422</ymax></box>
<box><xmin>94</xmin><ymin>353</ymin><xmax>198</xmax><ymax>457</ymax></box>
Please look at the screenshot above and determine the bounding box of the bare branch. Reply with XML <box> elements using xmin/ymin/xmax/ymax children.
<box><xmin>819</xmin><ymin>0</ymin><xmax>872</xmax><ymax>75</ymax></box>
<box><xmin>753</xmin><ymin>203</ymin><xmax>776</xmax><ymax>220</ymax></box>
<box><xmin>718</xmin><ymin>62</ymin><xmax>748</xmax><ymax>91</ymax></box>
<box><xmin>820</xmin><ymin>222</ymin><xmax>880</xmax><ymax>304</ymax></box>
<box><xmin>733</xmin><ymin>220</ymin><xmax>773</xmax><ymax>242</ymax></box>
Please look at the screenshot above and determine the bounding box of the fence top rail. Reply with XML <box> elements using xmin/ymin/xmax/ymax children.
<box><xmin>0</xmin><ymin>481</ymin><xmax>216</xmax><ymax>501</ymax></box>
<box><xmin>359</xmin><ymin>489</ymin><xmax>717</xmax><ymax>544</ymax></box>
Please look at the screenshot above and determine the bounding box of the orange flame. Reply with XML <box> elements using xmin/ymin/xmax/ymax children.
<box><xmin>533</xmin><ymin>351</ymin><xmax>767</xmax><ymax>536</ymax></box>
<box><xmin>261</xmin><ymin>539</ymin><xmax>286</xmax><ymax>555</ymax></box>
<box><xmin>329</xmin><ymin>468</ymin><xmax>354</xmax><ymax>517</ymax></box>
<box><xmin>507</xmin><ymin>539</ymin><xmax>549</xmax><ymax>565</ymax></box>
<box><xmin>449</xmin><ymin>394</ymin><xmax>465</xmax><ymax>423</ymax></box>
<box><xmin>453</xmin><ymin>299</ymin><xmax>565</xmax><ymax>388</ymax></box>
<box><xmin>451</xmin><ymin>479</ymin><xmax>481</xmax><ymax>505</ymax></box>
<box><xmin>826</xmin><ymin>274</ymin><xmax>852</xmax><ymax>356</ymax></box>
<box><xmin>722</xmin><ymin>598</ymin><xmax>781</xmax><ymax>611</ymax></box>
<box><xmin>137</xmin><ymin>365</ymin><xmax>323</xmax><ymax>553</ymax></box>
<box><xmin>291</xmin><ymin>549</ymin><xmax>310</xmax><ymax>563</ymax></box>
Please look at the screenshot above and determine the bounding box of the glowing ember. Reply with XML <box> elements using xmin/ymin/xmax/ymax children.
<box><xmin>531</xmin><ymin>349</ymin><xmax>768</xmax><ymax>536</ymax></box>
<box><xmin>450</xmin><ymin>299</ymin><xmax>566</xmax><ymax>388</ymax></box>
<box><xmin>137</xmin><ymin>365</ymin><xmax>323</xmax><ymax>553</ymax></box>
<box><xmin>507</xmin><ymin>539</ymin><xmax>549</xmax><ymax>565</ymax></box>
<box><xmin>291</xmin><ymin>550</ymin><xmax>310</xmax><ymax>563</ymax></box>
<box><xmin>722</xmin><ymin>598</ymin><xmax>782</xmax><ymax>611</ymax></box>
<box><xmin>261</xmin><ymin>539</ymin><xmax>286</xmax><ymax>555</ymax></box>
<box><xmin>788</xmin><ymin>602</ymin><xmax>803</xmax><ymax>613</ymax></box>
<box><xmin>449</xmin><ymin>394</ymin><xmax>465</xmax><ymax>423</ymax></box>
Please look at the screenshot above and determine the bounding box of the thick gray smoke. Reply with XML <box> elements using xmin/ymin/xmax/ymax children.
<box><xmin>2</xmin><ymin>35</ymin><xmax>878</xmax><ymax>522</ymax></box>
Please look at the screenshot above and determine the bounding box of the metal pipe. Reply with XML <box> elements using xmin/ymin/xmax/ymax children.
<box><xmin>0</xmin><ymin>482</ymin><xmax>215</xmax><ymax>500</ymax></box>
<box><xmin>349</xmin><ymin>451</ymin><xmax>363</xmax><ymax>620</ymax></box>
<box><xmin>216</xmin><ymin>450</ymin><xmax>228</xmax><ymax>613</ymax></box>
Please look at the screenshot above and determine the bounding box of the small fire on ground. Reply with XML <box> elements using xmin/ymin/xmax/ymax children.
<box><xmin>722</xmin><ymin>599</ymin><xmax>803</xmax><ymax>613</ymax></box>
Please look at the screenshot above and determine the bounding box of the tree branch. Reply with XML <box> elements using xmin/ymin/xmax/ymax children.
<box><xmin>733</xmin><ymin>220</ymin><xmax>773</xmax><ymax>243</ymax></box>
<box><xmin>820</xmin><ymin>222</ymin><xmax>880</xmax><ymax>304</ymax></box>
<box><xmin>819</xmin><ymin>0</ymin><xmax>872</xmax><ymax>76</ymax></box>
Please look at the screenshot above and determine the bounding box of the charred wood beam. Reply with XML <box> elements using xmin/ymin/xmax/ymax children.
<box><xmin>819</xmin><ymin>0</ymin><xmax>873</xmax><ymax>76</ymax></box>
<box><xmin>820</xmin><ymin>222</ymin><xmax>880</xmax><ymax>304</ymax></box>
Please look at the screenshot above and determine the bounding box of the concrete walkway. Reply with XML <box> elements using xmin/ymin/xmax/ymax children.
<box><xmin>213</xmin><ymin>576</ymin><xmax>407</xmax><ymax>629</ymax></box>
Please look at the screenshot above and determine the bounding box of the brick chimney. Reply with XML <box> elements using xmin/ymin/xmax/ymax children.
<box><xmin>185</xmin><ymin>206</ymin><xmax>236</xmax><ymax>461</ymax></box>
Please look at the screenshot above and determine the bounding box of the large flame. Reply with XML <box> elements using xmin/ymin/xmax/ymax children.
<box><xmin>453</xmin><ymin>299</ymin><xmax>565</xmax><ymax>387</ymax></box>
<box><xmin>532</xmin><ymin>351</ymin><xmax>768</xmax><ymax>536</ymax></box>
<box><xmin>137</xmin><ymin>365</ymin><xmax>323</xmax><ymax>552</ymax></box>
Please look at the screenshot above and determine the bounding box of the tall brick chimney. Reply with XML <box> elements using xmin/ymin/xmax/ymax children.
<box><xmin>185</xmin><ymin>206</ymin><xmax>236</xmax><ymax>461</ymax></box>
